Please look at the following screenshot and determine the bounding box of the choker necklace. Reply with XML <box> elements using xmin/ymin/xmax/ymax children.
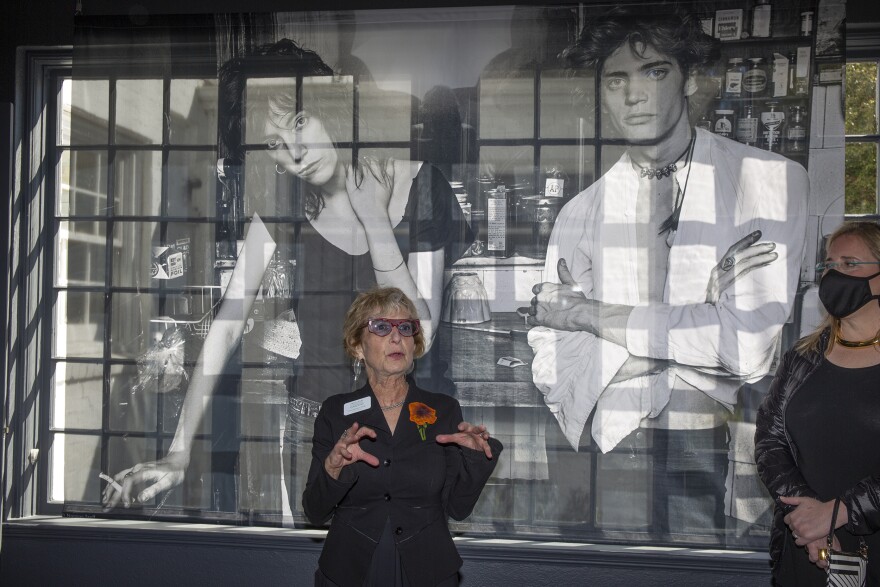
<box><xmin>835</xmin><ymin>332</ymin><xmax>880</xmax><ymax>349</ymax></box>
<box><xmin>637</xmin><ymin>138</ymin><xmax>695</xmax><ymax>180</ymax></box>
<box><xmin>381</xmin><ymin>399</ymin><xmax>406</xmax><ymax>411</ymax></box>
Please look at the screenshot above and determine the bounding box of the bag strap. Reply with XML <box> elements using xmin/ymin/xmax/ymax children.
<box><xmin>828</xmin><ymin>497</ymin><xmax>841</xmax><ymax>548</ymax></box>
<box><xmin>828</xmin><ymin>497</ymin><xmax>869</xmax><ymax>555</ymax></box>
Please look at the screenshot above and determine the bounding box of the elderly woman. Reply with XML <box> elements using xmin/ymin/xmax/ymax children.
<box><xmin>755</xmin><ymin>221</ymin><xmax>880</xmax><ymax>586</ymax></box>
<box><xmin>303</xmin><ymin>287</ymin><xmax>502</xmax><ymax>587</ymax></box>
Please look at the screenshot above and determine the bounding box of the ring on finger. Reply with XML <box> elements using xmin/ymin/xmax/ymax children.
<box><xmin>792</xmin><ymin>532</ymin><xmax>799</xmax><ymax>540</ymax></box>
<box><xmin>818</xmin><ymin>548</ymin><xmax>828</xmax><ymax>561</ymax></box>
<box><xmin>124</xmin><ymin>471</ymin><xmax>135</xmax><ymax>479</ymax></box>
<box><xmin>721</xmin><ymin>256</ymin><xmax>735</xmax><ymax>271</ymax></box>
<box><xmin>341</xmin><ymin>429</ymin><xmax>350</xmax><ymax>441</ymax></box>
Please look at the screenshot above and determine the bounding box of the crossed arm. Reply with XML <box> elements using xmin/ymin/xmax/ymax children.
<box><xmin>527</xmin><ymin>230</ymin><xmax>780</xmax><ymax>382</ymax></box>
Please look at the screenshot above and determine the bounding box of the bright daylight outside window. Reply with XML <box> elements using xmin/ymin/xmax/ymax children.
<box><xmin>845</xmin><ymin>61</ymin><xmax>880</xmax><ymax>215</ymax></box>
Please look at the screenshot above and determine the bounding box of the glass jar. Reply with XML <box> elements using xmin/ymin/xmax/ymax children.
<box><xmin>744</xmin><ymin>57</ymin><xmax>768</xmax><ymax>97</ymax></box>
<box><xmin>714</xmin><ymin>110</ymin><xmax>735</xmax><ymax>139</ymax></box>
<box><xmin>724</xmin><ymin>58</ymin><xmax>745</xmax><ymax>98</ymax></box>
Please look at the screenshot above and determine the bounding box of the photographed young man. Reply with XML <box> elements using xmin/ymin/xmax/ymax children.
<box><xmin>527</xmin><ymin>7</ymin><xmax>809</xmax><ymax>536</ymax></box>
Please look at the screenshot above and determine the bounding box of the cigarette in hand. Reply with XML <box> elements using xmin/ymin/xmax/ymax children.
<box><xmin>99</xmin><ymin>472</ymin><xmax>123</xmax><ymax>493</ymax></box>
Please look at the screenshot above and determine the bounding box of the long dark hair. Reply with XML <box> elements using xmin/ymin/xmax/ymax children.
<box><xmin>218</xmin><ymin>38</ymin><xmax>391</xmax><ymax>220</ymax></box>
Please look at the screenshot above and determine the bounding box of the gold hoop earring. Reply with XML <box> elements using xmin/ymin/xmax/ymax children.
<box><xmin>275</xmin><ymin>164</ymin><xmax>287</xmax><ymax>175</ymax></box>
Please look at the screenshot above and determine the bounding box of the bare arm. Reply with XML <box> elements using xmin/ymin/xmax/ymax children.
<box><xmin>347</xmin><ymin>162</ymin><xmax>443</xmax><ymax>349</ymax></box>
<box><xmin>103</xmin><ymin>216</ymin><xmax>275</xmax><ymax>506</ymax></box>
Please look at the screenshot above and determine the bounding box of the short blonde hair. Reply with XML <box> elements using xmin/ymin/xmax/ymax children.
<box><xmin>342</xmin><ymin>287</ymin><xmax>426</xmax><ymax>359</ymax></box>
<box><xmin>797</xmin><ymin>220</ymin><xmax>880</xmax><ymax>354</ymax></box>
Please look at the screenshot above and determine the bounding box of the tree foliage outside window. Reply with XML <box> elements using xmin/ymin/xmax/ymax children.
<box><xmin>845</xmin><ymin>62</ymin><xmax>879</xmax><ymax>215</ymax></box>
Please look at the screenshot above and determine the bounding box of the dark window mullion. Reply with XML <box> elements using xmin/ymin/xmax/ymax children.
<box><xmin>101</xmin><ymin>75</ymin><xmax>118</xmax><ymax>483</ymax></box>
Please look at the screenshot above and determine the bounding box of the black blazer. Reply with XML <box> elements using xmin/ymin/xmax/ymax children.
<box><xmin>303</xmin><ymin>380</ymin><xmax>502</xmax><ymax>587</ymax></box>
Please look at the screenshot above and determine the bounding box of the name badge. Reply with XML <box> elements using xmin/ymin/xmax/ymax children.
<box><xmin>344</xmin><ymin>396</ymin><xmax>371</xmax><ymax>415</ymax></box>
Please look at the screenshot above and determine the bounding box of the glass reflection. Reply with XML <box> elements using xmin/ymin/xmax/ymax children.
<box><xmin>115</xmin><ymin>79</ymin><xmax>163</xmax><ymax>145</ymax></box>
<box><xmin>169</xmin><ymin>79</ymin><xmax>219</xmax><ymax>145</ymax></box>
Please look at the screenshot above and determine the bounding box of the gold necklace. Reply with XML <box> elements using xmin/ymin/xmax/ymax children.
<box><xmin>835</xmin><ymin>332</ymin><xmax>880</xmax><ymax>348</ymax></box>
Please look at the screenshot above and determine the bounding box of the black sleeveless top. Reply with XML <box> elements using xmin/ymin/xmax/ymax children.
<box><xmin>263</xmin><ymin>163</ymin><xmax>472</xmax><ymax>402</ymax></box>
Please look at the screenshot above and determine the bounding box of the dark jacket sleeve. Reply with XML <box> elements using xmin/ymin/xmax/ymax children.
<box><xmin>441</xmin><ymin>401</ymin><xmax>503</xmax><ymax>522</ymax></box>
<box><xmin>302</xmin><ymin>400</ymin><xmax>358</xmax><ymax>525</ymax></box>
<box><xmin>754</xmin><ymin>349</ymin><xmax>819</xmax><ymax>507</ymax></box>
<box><xmin>841</xmin><ymin>476</ymin><xmax>880</xmax><ymax>535</ymax></box>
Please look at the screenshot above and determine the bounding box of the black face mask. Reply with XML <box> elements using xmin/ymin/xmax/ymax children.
<box><xmin>818</xmin><ymin>269</ymin><xmax>880</xmax><ymax>318</ymax></box>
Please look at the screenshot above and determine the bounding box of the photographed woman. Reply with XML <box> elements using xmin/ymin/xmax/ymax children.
<box><xmin>755</xmin><ymin>221</ymin><xmax>880</xmax><ymax>586</ymax></box>
<box><xmin>103</xmin><ymin>40</ymin><xmax>472</xmax><ymax>513</ymax></box>
<box><xmin>304</xmin><ymin>288</ymin><xmax>501</xmax><ymax>587</ymax></box>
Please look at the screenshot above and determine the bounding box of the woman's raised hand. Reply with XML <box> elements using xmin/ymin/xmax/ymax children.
<box><xmin>436</xmin><ymin>422</ymin><xmax>495</xmax><ymax>459</ymax></box>
<box><xmin>345</xmin><ymin>160</ymin><xmax>393</xmax><ymax>226</ymax></box>
<box><xmin>324</xmin><ymin>422</ymin><xmax>380</xmax><ymax>480</ymax></box>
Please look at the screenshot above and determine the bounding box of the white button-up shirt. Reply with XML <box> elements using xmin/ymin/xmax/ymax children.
<box><xmin>529</xmin><ymin>129</ymin><xmax>808</xmax><ymax>452</ymax></box>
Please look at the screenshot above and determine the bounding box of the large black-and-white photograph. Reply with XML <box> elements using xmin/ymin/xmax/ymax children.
<box><xmin>35</xmin><ymin>0</ymin><xmax>866</xmax><ymax>582</ymax></box>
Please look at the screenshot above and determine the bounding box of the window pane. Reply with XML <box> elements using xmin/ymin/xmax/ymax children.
<box><xmin>68</xmin><ymin>79</ymin><xmax>110</xmax><ymax>145</ymax></box>
<box><xmin>169</xmin><ymin>78</ymin><xmax>218</xmax><ymax>145</ymax></box>
<box><xmin>845</xmin><ymin>143</ymin><xmax>878</xmax><ymax>214</ymax></box>
<box><xmin>54</xmin><ymin>291</ymin><xmax>105</xmax><ymax>359</ymax></box>
<box><xmin>57</xmin><ymin>150</ymin><xmax>109</xmax><ymax>217</ymax></box>
<box><xmin>845</xmin><ymin>62</ymin><xmax>878</xmax><ymax>136</ymax></box>
<box><xmin>359</xmin><ymin>79</ymin><xmax>411</xmax><ymax>142</ymax></box>
<box><xmin>114</xmin><ymin>150</ymin><xmax>162</xmax><ymax>216</ymax></box>
<box><xmin>540</xmin><ymin>69</ymin><xmax>594</xmax><ymax>139</ymax></box>
<box><xmin>480</xmin><ymin>75</ymin><xmax>535</xmax><ymax>139</ymax></box>
<box><xmin>52</xmin><ymin>361</ymin><xmax>103</xmax><ymax>431</ymax></box>
<box><xmin>55</xmin><ymin>220</ymin><xmax>107</xmax><ymax>286</ymax></box>
<box><xmin>111</xmin><ymin>220</ymin><xmax>157</xmax><ymax>287</ymax></box>
<box><xmin>479</xmin><ymin>145</ymin><xmax>534</xmax><ymax>190</ymax></box>
<box><xmin>115</xmin><ymin>79</ymin><xmax>164</xmax><ymax>145</ymax></box>
<box><xmin>112</xmin><ymin>221</ymin><xmax>215</xmax><ymax>288</ymax></box>
<box><xmin>108</xmin><ymin>363</ymin><xmax>158</xmax><ymax>433</ymax></box>
<box><xmin>167</xmin><ymin>149</ymin><xmax>219</xmax><ymax>218</ymax></box>
<box><xmin>49</xmin><ymin>433</ymin><xmax>102</xmax><ymax>503</ymax></box>
<box><xmin>595</xmin><ymin>452</ymin><xmax>652</xmax><ymax>530</ymax></box>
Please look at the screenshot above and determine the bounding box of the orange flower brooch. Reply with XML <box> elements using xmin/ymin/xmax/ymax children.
<box><xmin>408</xmin><ymin>402</ymin><xmax>437</xmax><ymax>441</ymax></box>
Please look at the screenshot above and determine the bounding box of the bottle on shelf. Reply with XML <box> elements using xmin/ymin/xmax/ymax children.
<box><xmin>736</xmin><ymin>103</ymin><xmax>759</xmax><ymax>146</ymax></box>
<box><xmin>760</xmin><ymin>101</ymin><xmax>785</xmax><ymax>153</ymax></box>
<box><xmin>787</xmin><ymin>51</ymin><xmax>798</xmax><ymax>96</ymax></box>
<box><xmin>794</xmin><ymin>46</ymin><xmax>811</xmax><ymax>97</ymax></box>
<box><xmin>786</xmin><ymin>105</ymin><xmax>807</xmax><ymax>154</ymax></box>
<box><xmin>751</xmin><ymin>0</ymin><xmax>772</xmax><ymax>38</ymax></box>
<box><xmin>771</xmin><ymin>53</ymin><xmax>789</xmax><ymax>98</ymax></box>
<box><xmin>486</xmin><ymin>185</ymin><xmax>512</xmax><ymax>258</ymax></box>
